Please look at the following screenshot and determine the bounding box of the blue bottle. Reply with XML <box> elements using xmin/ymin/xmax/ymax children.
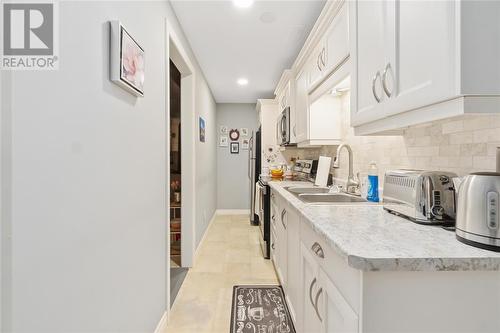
<box><xmin>367</xmin><ymin>161</ymin><xmax>379</xmax><ymax>202</ymax></box>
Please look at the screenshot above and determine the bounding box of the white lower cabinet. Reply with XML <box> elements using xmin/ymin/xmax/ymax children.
<box><xmin>299</xmin><ymin>243</ymin><xmax>358</xmax><ymax>333</ymax></box>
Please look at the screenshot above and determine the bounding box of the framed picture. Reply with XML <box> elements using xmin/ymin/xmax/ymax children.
<box><xmin>240</xmin><ymin>128</ymin><xmax>249</xmax><ymax>136</ymax></box>
<box><xmin>199</xmin><ymin>117</ymin><xmax>206</xmax><ymax>142</ymax></box>
<box><xmin>242</xmin><ymin>138</ymin><xmax>249</xmax><ymax>150</ymax></box>
<box><xmin>230</xmin><ymin>142</ymin><xmax>239</xmax><ymax>154</ymax></box>
<box><xmin>219</xmin><ymin>136</ymin><xmax>228</xmax><ymax>147</ymax></box>
<box><xmin>110</xmin><ymin>21</ymin><xmax>145</xmax><ymax>97</ymax></box>
<box><xmin>220</xmin><ymin>126</ymin><xmax>228</xmax><ymax>135</ymax></box>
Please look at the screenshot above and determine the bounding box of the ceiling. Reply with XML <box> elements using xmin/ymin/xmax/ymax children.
<box><xmin>170</xmin><ymin>0</ymin><xmax>326</xmax><ymax>103</ymax></box>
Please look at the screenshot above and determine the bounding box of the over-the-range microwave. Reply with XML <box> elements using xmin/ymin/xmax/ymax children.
<box><xmin>276</xmin><ymin>107</ymin><xmax>295</xmax><ymax>147</ymax></box>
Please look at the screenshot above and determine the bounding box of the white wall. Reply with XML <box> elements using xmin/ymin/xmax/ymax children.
<box><xmin>1</xmin><ymin>1</ymin><xmax>216</xmax><ymax>332</ymax></box>
<box><xmin>216</xmin><ymin>104</ymin><xmax>258</xmax><ymax>210</ymax></box>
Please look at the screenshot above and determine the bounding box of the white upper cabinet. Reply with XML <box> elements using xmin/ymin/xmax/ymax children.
<box><xmin>351</xmin><ymin>0</ymin><xmax>500</xmax><ymax>134</ymax></box>
<box><xmin>294</xmin><ymin>66</ymin><xmax>309</xmax><ymax>144</ymax></box>
<box><xmin>308</xmin><ymin>2</ymin><xmax>349</xmax><ymax>90</ymax></box>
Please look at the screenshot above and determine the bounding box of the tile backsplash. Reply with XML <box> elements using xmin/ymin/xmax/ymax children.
<box><xmin>282</xmin><ymin>93</ymin><xmax>500</xmax><ymax>182</ymax></box>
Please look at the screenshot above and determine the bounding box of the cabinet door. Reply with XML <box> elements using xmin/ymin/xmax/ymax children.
<box><xmin>300</xmin><ymin>243</ymin><xmax>322</xmax><ymax>333</ymax></box>
<box><xmin>294</xmin><ymin>67</ymin><xmax>309</xmax><ymax>144</ymax></box>
<box><xmin>318</xmin><ymin>269</ymin><xmax>358</xmax><ymax>333</ymax></box>
<box><xmin>324</xmin><ymin>2</ymin><xmax>349</xmax><ymax>75</ymax></box>
<box><xmin>309</xmin><ymin>43</ymin><xmax>326</xmax><ymax>89</ymax></box>
<box><xmin>277</xmin><ymin>205</ymin><xmax>288</xmax><ymax>288</ymax></box>
<box><xmin>285</xmin><ymin>207</ymin><xmax>301</xmax><ymax>325</ymax></box>
<box><xmin>350</xmin><ymin>0</ymin><xmax>386</xmax><ymax>126</ymax></box>
<box><xmin>383</xmin><ymin>0</ymin><xmax>457</xmax><ymax>117</ymax></box>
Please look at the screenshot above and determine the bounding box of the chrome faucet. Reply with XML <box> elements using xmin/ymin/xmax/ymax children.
<box><xmin>332</xmin><ymin>143</ymin><xmax>359</xmax><ymax>194</ymax></box>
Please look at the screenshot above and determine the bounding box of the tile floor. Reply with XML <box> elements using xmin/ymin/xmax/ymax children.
<box><xmin>162</xmin><ymin>214</ymin><xmax>279</xmax><ymax>333</ymax></box>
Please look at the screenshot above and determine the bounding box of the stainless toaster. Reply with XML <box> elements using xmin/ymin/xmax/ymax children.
<box><xmin>383</xmin><ymin>170</ymin><xmax>458</xmax><ymax>225</ymax></box>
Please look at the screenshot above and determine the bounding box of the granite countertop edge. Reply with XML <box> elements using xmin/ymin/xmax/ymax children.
<box><xmin>268</xmin><ymin>181</ymin><xmax>500</xmax><ymax>272</ymax></box>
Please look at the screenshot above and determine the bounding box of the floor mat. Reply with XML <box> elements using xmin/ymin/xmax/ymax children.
<box><xmin>230</xmin><ymin>285</ymin><xmax>296</xmax><ymax>333</ymax></box>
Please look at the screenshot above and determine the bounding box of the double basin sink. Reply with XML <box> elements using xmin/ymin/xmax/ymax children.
<box><xmin>286</xmin><ymin>186</ymin><xmax>375</xmax><ymax>205</ymax></box>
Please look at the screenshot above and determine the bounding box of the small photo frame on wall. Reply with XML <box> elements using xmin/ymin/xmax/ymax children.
<box><xmin>110</xmin><ymin>21</ymin><xmax>145</xmax><ymax>97</ymax></box>
<box><xmin>230</xmin><ymin>142</ymin><xmax>239</xmax><ymax>154</ymax></box>
<box><xmin>199</xmin><ymin>117</ymin><xmax>206</xmax><ymax>142</ymax></box>
<box><xmin>242</xmin><ymin>138</ymin><xmax>249</xmax><ymax>150</ymax></box>
<box><xmin>219</xmin><ymin>136</ymin><xmax>228</xmax><ymax>147</ymax></box>
<box><xmin>240</xmin><ymin>128</ymin><xmax>249</xmax><ymax>136</ymax></box>
<box><xmin>220</xmin><ymin>126</ymin><xmax>228</xmax><ymax>135</ymax></box>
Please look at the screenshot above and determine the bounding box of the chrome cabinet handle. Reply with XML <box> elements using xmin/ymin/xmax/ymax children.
<box><xmin>314</xmin><ymin>288</ymin><xmax>324</xmax><ymax>322</ymax></box>
<box><xmin>293</xmin><ymin>124</ymin><xmax>296</xmax><ymax>136</ymax></box>
<box><xmin>382</xmin><ymin>63</ymin><xmax>393</xmax><ymax>98</ymax></box>
<box><xmin>271</xmin><ymin>243</ymin><xmax>275</xmax><ymax>250</ymax></box>
<box><xmin>309</xmin><ymin>278</ymin><xmax>317</xmax><ymax>311</ymax></box>
<box><xmin>372</xmin><ymin>71</ymin><xmax>382</xmax><ymax>103</ymax></box>
<box><xmin>280</xmin><ymin>209</ymin><xmax>287</xmax><ymax>229</ymax></box>
<box><xmin>311</xmin><ymin>242</ymin><xmax>325</xmax><ymax>259</ymax></box>
<box><xmin>317</xmin><ymin>54</ymin><xmax>321</xmax><ymax>71</ymax></box>
<box><xmin>321</xmin><ymin>48</ymin><xmax>326</xmax><ymax>68</ymax></box>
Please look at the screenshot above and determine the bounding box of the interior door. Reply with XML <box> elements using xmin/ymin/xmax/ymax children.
<box><xmin>318</xmin><ymin>269</ymin><xmax>358</xmax><ymax>333</ymax></box>
<box><xmin>300</xmin><ymin>243</ymin><xmax>322</xmax><ymax>333</ymax></box>
<box><xmin>350</xmin><ymin>0</ymin><xmax>386</xmax><ymax>126</ymax></box>
<box><xmin>383</xmin><ymin>0</ymin><xmax>457</xmax><ymax>116</ymax></box>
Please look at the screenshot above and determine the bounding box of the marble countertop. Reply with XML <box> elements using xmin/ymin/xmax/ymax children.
<box><xmin>268</xmin><ymin>180</ymin><xmax>500</xmax><ymax>272</ymax></box>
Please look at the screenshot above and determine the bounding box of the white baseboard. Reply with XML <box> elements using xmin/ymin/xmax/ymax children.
<box><xmin>154</xmin><ymin>310</ymin><xmax>168</xmax><ymax>333</ymax></box>
<box><xmin>216</xmin><ymin>209</ymin><xmax>251</xmax><ymax>216</ymax></box>
<box><xmin>194</xmin><ymin>211</ymin><xmax>217</xmax><ymax>259</ymax></box>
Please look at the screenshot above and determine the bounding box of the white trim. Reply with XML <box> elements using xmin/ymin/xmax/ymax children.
<box><xmin>216</xmin><ymin>209</ymin><xmax>251</xmax><ymax>216</ymax></box>
<box><xmin>194</xmin><ymin>211</ymin><xmax>218</xmax><ymax>259</ymax></box>
<box><xmin>153</xmin><ymin>311</ymin><xmax>169</xmax><ymax>333</ymax></box>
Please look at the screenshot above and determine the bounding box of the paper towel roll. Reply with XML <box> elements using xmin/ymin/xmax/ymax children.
<box><xmin>315</xmin><ymin>156</ymin><xmax>332</xmax><ymax>187</ymax></box>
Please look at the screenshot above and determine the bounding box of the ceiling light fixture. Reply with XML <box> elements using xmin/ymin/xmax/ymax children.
<box><xmin>237</xmin><ymin>78</ymin><xmax>249</xmax><ymax>86</ymax></box>
<box><xmin>233</xmin><ymin>0</ymin><xmax>254</xmax><ymax>9</ymax></box>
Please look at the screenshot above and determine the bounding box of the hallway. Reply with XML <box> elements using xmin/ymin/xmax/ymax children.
<box><xmin>162</xmin><ymin>214</ymin><xmax>279</xmax><ymax>333</ymax></box>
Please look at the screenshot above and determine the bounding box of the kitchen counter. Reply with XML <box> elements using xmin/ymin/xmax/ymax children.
<box><xmin>268</xmin><ymin>180</ymin><xmax>500</xmax><ymax>272</ymax></box>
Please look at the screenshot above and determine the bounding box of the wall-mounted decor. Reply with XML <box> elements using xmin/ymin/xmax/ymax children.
<box><xmin>242</xmin><ymin>138</ymin><xmax>250</xmax><ymax>150</ymax></box>
<box><xmin>110</xmin><ymin>21</ymin><xmax>145</xmax><ymax>97</ymax></box>
<box><xmin>219</xmin><ymin>136</ymin><xmax>228</xmax><ymax>147</ymax></box>
<box><xmin>229</xmin><ymin>129</ymin><xmax>240</xmax><ymax>141</ymax></box>
<box><xmin>240</xmin><ymin>128</ymin><xmax>249</xmax><ymax>137</ymax></box>
<box><xmin>199</xmin><ymin>117</ymin><xmax>206</xmax><ymax>142</ymax></box>
<box><xmin>220</xmin><ymin>126</ymin><xmax>228</xmax><ymax>135</ymax></box>
<box><xmin>230</xmin><ymin>142</ymin><xmax>239</xmax><ymax>154</ymax></box>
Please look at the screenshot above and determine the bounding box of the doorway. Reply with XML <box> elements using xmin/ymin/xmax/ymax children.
<box><xmin>166</xmin><ymin>22</ymin><xmax>197</xmax><ymax>310</ymax></box>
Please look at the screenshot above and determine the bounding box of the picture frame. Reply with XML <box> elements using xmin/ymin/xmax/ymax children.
<box><xmin>229</xmin><ymin>129</ymin><xmax>240</xmax><ymax>141</ymax></box>
<box><xmin>230</xmin><ymin>142</ymin><xmax>239</xmax><ymax>154</ymax></box>
<box><xmin>219</xmin><ymin>136</ymin><xmax>228</xmax><ymax>147</ymax></box>
<box><xmin>220</xmin><ymin>126</ymin><xmax>228</xmax><ymax>135</ymax></box>
<box><xmin>199</xmin><ymin>117</ymin><xmax>206</xmax><ymax>143</ymax></box>
<box><xmin>242</xmin><ymin>138</ymin><xmax>249</xmax><ymax>150</ymax></box>
<box><xmin>110</xmin><ymin>21</ymin><xmax>145</xmax><ymax>97</ymax></box>
<box><xmin>240</xmin><ymin>128</ymin><xmax>249</xmax><ymax>137</ymax></box>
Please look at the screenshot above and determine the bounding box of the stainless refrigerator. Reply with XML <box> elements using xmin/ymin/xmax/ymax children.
<box><xmin>248</xmin><ymin>129</ymin><xmax>261</xmax><ymax>226</ymax></box>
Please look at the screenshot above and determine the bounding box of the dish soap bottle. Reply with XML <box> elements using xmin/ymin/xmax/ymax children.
<box><xmin>367</xmin><ymin>161</ymin><xmax>379</xmax><ymax>202</ymax></box>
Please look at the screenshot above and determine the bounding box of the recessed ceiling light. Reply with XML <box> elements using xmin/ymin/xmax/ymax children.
<box><xmin>233</xmin><ymin>0</ymin><xmax>254</xmax><ymax>9</ymax></box>
<box><xmin>237</xmin><ymin>78</ymin><xmax>249</xmax><ymax>86</ymax></box>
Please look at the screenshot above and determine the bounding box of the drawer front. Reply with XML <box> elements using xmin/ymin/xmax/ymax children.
<box><xmin>300</xmin><ymin>220</ymin><xmax>361</xmax><ymax>313</ymax></box>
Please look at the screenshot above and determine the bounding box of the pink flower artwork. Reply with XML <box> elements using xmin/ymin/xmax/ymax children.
<box><xmin>121</xmin><ymin>30</ymin><xmax>144</xmax><ymax>93</ymax></box>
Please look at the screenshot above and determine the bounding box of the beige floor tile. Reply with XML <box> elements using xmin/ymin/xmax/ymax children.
<box><xmin>163</xmin><ymin>214</ymin><xmax>279</xmax><ymax>333</ymax></box>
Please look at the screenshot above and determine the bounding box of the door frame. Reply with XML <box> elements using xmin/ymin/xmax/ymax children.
<box><xmin>164</xmin><ymin>19</ymin><xmax>196</xmax><ymax>310</ymax></box>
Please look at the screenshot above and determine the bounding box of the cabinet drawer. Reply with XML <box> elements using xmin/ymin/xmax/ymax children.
<box><xmin>300</xmin><ymin>220</ymin><xmax>361</xmax><ymax>313</ymax></box>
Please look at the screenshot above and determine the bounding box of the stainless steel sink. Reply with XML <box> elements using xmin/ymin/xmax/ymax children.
<box><xmin>299</xmin><ymin>193</ymin><xmax>371</xmax><ymax>204</ymax></box>
<box><xmin>286</xmin><ymin>187</ymin><xmax>330</xmax><ymax>195</ymax></box>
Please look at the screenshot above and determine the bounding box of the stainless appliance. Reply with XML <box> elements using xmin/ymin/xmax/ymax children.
<box><xmin>293</xmin><ymin>159</ymin><xmax>319</xmax><ymax>181</ymax></box>
<box><xmin>276</xmin><ymin>107</ymin><xmax>295</xmax><ymax>147</ymax></box>
<box><xmin>248</xmin><ymin>130</ymin><xmax>260</xmax><ymax>226</ymax></box>
<box><xmin>257</xmin><ymin>179</ymin><xmax>270</xmax><ymax>259</ymax></box>
<box><xmin>456</xmin><ymin>172</ymin><xmax>500</xmax><ymax>252</ymax></box>
<box><xmin>383</xmin><ymin>170</ymin><xmax>458</xmax><ymax>225</ymax></box>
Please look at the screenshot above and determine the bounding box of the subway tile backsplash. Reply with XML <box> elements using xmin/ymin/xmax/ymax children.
<box><xmin>283</xmin><ymin>93</ymin><xmax>500</xmax><ymax>181</ymax></box>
